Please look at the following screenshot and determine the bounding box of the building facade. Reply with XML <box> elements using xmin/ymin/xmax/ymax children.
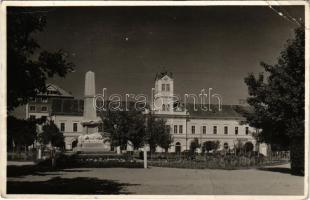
<box><xmin>151</xmin><ymin>71</ymin><xmax>256</xmax><ymax>153</ymax></box>
<box><xmin>13</xmin><ymin>73</ymin><xmax>257</xmax><ymax>152</ymax></box>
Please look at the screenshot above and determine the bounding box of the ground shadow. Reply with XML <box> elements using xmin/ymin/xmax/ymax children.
<box><xmin>7</xmin><ymin>165</ymin><xmax>90</xmax><ymax>178</ymax></box>
<box><xmin>258</xmin><ymin>167</ymin><xmax>303</xmax><ymax>176</ymax></box>
<box><xmin>7</xmin><ymin>176</ymin><xmax>138</xmax><ymax>194</ymax></box>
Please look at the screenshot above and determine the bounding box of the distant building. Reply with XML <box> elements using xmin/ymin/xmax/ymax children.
<box><xmin>152</xmin><ymin>71</ymin><xmax>256</xmax><ymax>153</ymax></box>
<box><xmin>14</xmin><ymin>72</ymin><xmax>257</xmax><ymax>152</ymax></box>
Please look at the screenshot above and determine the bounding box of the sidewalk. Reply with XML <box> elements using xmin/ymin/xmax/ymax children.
<box><xmin>7</xmin><ymin>161</ymin><xmax>36</xmax><ymax>166</ymax></box>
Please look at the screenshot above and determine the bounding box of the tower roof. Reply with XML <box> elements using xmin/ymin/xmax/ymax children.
<box><xmin>155</xmin><ymin>71</ymin><xmax>173</xmax><ymax>81</ymax></box>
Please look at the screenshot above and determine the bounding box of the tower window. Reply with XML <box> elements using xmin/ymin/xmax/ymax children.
<box><xmin>162</xmin><ymin>84</ymin><xmax>165</xmax><ymax>91</ymax></box>
<box><xmin>162</xmin><ymin>104</ymin><xmax>166</xmax><ymax>111</ymax></box>
<box><xmin>245</xmin><ymin>127</ymin><xmax>249</xmax><ymax>135</ymax></box>
<box><xmin>166</xmin><ymin>84</ymin><xmax>170</xmax><ymax>91</ymax></box>
<box><xmin>167</xmin><ymin>104</ymin><xmax>170</xmax><ymax>111</ymax></box>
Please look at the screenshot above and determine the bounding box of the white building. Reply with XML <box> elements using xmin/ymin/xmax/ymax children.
<box><xmin>151</xmin><ymin>71</ymin><xmax>256</xmax><ymax>153</ymax></box>
<box><xmin>13</xmin><ymin>72</ymin><xmax>257</xmax><ymax>152</ymax></box>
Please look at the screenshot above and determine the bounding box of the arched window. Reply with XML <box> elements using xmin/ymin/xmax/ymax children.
<box><xmin>167</xmin><ymin>104</ymin><xmax>170</xmax><ymax>111</ymax></box>
<box><xmin>175</xmin><ymin>142</ymin><xmax>181</xmax><ymax>154</ymax></box>
<box><xmin>162</xmin><ymin>104</ymin><xmax>166</xmax><ymax>111</ymax></box>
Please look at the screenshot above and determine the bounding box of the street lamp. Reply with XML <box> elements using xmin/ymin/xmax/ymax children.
<box><xmin>113</xmin><ymin>124</ymin><xmax>121</xmax><ymax>154</ymax></box>
<box><xmin>143</xmin><ymin>108</ymin><xmax>150</xmax><ymax>169</ymax></box>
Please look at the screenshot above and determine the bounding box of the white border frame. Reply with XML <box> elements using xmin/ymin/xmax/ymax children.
<box><xmin>0</xmin><ymin>1</ymin><xmax>309</xmax><ymax>199</ymax></box>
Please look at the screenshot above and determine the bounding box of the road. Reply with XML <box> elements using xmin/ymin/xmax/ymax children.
<box><xmin>6</xmin><ymin>163</ymin><xmax>304</xmax><ymax>195</ymax></box>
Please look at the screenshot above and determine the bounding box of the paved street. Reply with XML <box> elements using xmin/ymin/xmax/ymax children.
<box><xmin>7</xmin><ymin>163</ymin><xmax>304</xmax><ymax>195</ymax></box>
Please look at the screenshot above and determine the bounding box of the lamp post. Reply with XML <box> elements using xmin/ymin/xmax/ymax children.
<box><xmin>185</xmin><ymin>110</ymin><xmax>189</xmax><ymax>151</ymax></box>
<box><xmin>113</xmin><ymin>124</ymin><xmax>121</xmax><ymax>154</ymax></box>
<box><xmin>143</xmin><ymin>108</ymin><xmax>150</xmax><ymax>169</ymax></box>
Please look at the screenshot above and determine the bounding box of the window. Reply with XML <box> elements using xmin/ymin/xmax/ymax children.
<box><xmin>213</xmin><ymin>126</ymin><xmax>217</xmax><ymax>134</ymax></box>
<box><xmin>162</xmin><ymin>104</ymin><xmax>166</xmax><ymax>111</ymax></box>
<box><xmin>73</xmin><ymin>123</ymin><xmax>78</xmax><ymax>132</ymax></box>
<box><xmin>191</xmin><ymin>126</ymin><xmax>195</xmax><ymax>134</ymax></box>
<box><xmin>29</xmin><ymin>106</ymin><xmax>36</xmax><ymax>111</ymax></box>
<box><xmin>41</xmin><ymin>106</ymin><xmax>47</xmax><ymax>112</ymax></box>
<box><xmin>202</xmin><ymin>126</ymin><xmax>206</xmax><ymax>134</ymax></box>
<box><xmin>60</xmin><ymin>123</ymin><xmax>65</xmax><ymax>132</ymax></box>
<box><xmin>29</xmin><ymin>115</ymin><xmax>36</xmax><ymax>120</ymax></box>
<box><xmin>167</xmin><ymin>104</ymin><xmax>170</xmax><ymax>111</ymax></box>
<box><xmin>41</xmin><ymin>97</ymin><xmax>48</xmax><ymax>103</ymax></box>
<box><xmin>41</xmin><ymin>116</ymin><xmax>47</xmax><ymax>122</ymax></box>
<box><xmin>179</xmin><ymin>125</ymin><xmax>183</xmax><ymax>134</ymax></box>
<box><xmin>235</xmin><ymin>127</ymin><xmax>239</xmax><ymax>135</ymax></box>
<box><xmin>162</xmin><ymin>84</ymin><xmax>165</xmax><ymax>91</ymax></box>
<box><xmin>166</xmin><ymin>84</ymin><xmax>170</xmax><ymax>91</ymax></box>
<box><xmin>245</xmin><ymin>127</ymin><xmax>249</xmax><ymax>135</ymax></box>
<box><xmin>224</xmin><ymin>126</ymin><xmax>228</xmax><ymax>134</ymax></box>
<box><xmin>174</xmin><ymin>125</ymin><xmax>178</xmax><ymax>134</ymax></box>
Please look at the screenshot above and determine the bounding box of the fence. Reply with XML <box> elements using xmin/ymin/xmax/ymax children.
<box><xmin>148</xmin><ymin>151</ymin><xmax>290</xmax><ymax>169</ymax></box>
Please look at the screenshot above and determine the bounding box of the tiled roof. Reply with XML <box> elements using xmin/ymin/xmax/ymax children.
<box><xmin>185</xmin><ymin>104</ymin><xmax>249</xmax><ymax>119</ymax></box>
<box><xmin>155</xmin><ymin>71</ymin><xmax>173</xmax><ymax>81</ymax></box>
<box><xmin>37</xmin><ymin>84</ymin><xmax>74</xmax><ymax>98</ymax></box>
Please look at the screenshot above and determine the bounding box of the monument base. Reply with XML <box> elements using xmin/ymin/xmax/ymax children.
<box><xmin>76</xmin><ymin>132</ymin><xmax>111</xmax><ymax>153</ymax></box>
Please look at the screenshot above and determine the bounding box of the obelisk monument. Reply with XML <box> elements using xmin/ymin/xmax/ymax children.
<box><xmin>77</xmin><ymin>71</ymin><xmax>110</xmax><ymax>152</ymax></box>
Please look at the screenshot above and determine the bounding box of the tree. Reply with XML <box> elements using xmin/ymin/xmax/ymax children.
<box><xmin>155</xmin><ymin>120</ymin><xmax>173</xmax><ymax>152</ymax></box>
<box><xmin>202</xmin><ymin>140</ymin><xmax>220</xmax><ymax>153</ymax></box>
<box><xmin>189</xmin><ymin>138</ymin><xmax>200</xmax><ymax>154</ymax></box>
<box><xmin>244</xmin><ymin>142</ymin><xmax>254</xmax><ymax>153</ymax></box>
<box><xmin>145</xmin><ymin>114</ymin><xmax>173</xmax><ymax>153</ymax></box>
<box><xmin>7</xmin><ymin>116</ymin><xmax>37</xmax><ymax>152</ymax></box>
<box><xmin>244</xmin><ymin>27</ymin><xmax>304</xmax><ymax>175</ymax></box>
<box><xmin>38</xmin><ymin>121</ymin><xmax>65</xmax><ymax>148</ymax></box>
<box><xmin>102</xmin><ymin>103</ymin><xmax>146</xmax><ymax>150</ymax></box>
<box><xmin>7</xmin><ymin>8</ymin><xmax>74</xmax><ymax>111</ymax></box>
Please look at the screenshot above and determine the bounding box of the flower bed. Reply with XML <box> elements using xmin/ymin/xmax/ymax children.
<box><xmin>148</xmin><ymin>154</ymin><xmax>288</xmax><ymax>170</ymax></box>
<box><xmin>54</xmin><ymin>154</ymin><xmax>143</xmax><ymax>168</ymax></box>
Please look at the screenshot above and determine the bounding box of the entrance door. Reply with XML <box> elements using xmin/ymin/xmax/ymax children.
<box><xmin>175</xmin><ymin>142</ymin><xmax>181</xmax><ymax>154</ymax></box>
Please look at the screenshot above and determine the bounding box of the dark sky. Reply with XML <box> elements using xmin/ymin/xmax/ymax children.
<box><xmin>30</xmin><ymin>6</ymin><xmax>304</xmax><ymax>104</ymax></box>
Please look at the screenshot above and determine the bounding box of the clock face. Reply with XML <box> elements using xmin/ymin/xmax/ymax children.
<box><xmin>163</xmin><ymin>76</ymin><xmax>168</xmax><ymax>81</ymax></box>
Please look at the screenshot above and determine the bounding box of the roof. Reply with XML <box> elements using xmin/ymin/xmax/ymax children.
<box><xmin>185</xmin><ymin>104</ymin><xmax>249</xmax><ymax>120</ymax></box>
<box><xmin>37</xmin><ymin>84</ymin><xmax>74</xmax><ymax>98</ymax></box>
<box><xmin>155</xmin><ymin>71</ymin><xmax>173</xmax><ymax>81</ymax></box>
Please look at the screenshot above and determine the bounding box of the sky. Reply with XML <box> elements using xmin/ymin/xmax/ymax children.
<box><xmin>25</xmin><ymin>6</ymin><xmax>304</xmax><ymax>105</ymax></box>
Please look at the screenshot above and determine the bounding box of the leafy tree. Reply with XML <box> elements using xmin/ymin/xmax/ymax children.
<box><xmin>244</xmin><ymin>141</ymin><xmax>254</xmax><ymax>153</ymax></box>
<box><xmin>38</xmin><ymin>121</ymin><xmax>65</xmax><ymax>148</ymax></box>
<box><xmin>244</xmin><ymin>27</ymin><xmax>304</xmax><ymax>175</ymax></box>
<box><xmin>155</xmin><ymin>119</ymin><xmax>173</xmax><ymax>152</ymax></box>
<box><xmin>7</xmin><ymin>8</ymin><xmax>74</xmax><ymax>111</ymax></box>
<box><xmin>102</xmin><ymin>103</ymin><xmax>146</xmax><ymax>150</ymax></box>
<box><xmin>190</xmin><ymin>138</ymin><xmax>200</xmax><ymax>154</ymax></box>
<box><xmin>7</xmin><ymin>116</ymin><xmax>37</xmax><ymax>152</ymax></box>
<box><xmin>202</xmin><ymin>140</ymin><xmax>220</xmax><ymax>153</ymax></box>
<box><xmin>146</xmin><ymin>114</ymin><xmax>172</xmax><ymax>153</ymax></box>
